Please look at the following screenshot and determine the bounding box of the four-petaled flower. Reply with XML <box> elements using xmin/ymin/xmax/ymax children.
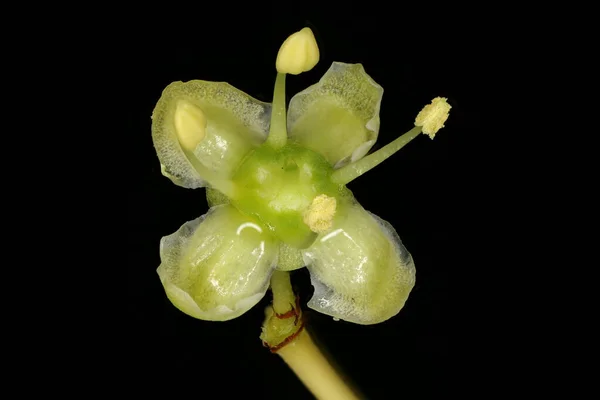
<box><xmin>152</xmin><ymin>28</ymin><xmax>449</xmax><ymax>325</ymax></box>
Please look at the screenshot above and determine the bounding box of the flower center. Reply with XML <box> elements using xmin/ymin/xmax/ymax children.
<box><xmin>231</xmin><ymin>143</ymin><xmax>349</xmax><ymax>249</ymax></box>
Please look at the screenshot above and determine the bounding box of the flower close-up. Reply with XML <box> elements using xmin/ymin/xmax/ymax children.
<box><xmin>151</xmin><ymin>27</ymin><xmax>450</xmax><ymax>329</ymax></box>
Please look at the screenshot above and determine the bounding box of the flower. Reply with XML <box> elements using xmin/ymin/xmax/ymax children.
<box><xmin>152</xmin><ymin>28</ymin><xmax>449</xmax><ymax>325</ymax></box>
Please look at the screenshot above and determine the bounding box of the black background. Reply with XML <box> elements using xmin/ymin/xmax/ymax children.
<box><xmin>127</xmin><ymin>6</ymin><xmax>484</xmax><ymax>399</ymax></box>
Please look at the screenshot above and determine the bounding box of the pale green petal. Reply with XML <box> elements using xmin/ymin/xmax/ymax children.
<box><xmin>206</xmin><ymin>188</ymin><xmax>229</xmax><ymax>207</ymax></box>
<box><xmin>287</xmin><ymin>62</ymin><xmax>384</xmax><ymax>168</ymax></box>
<box><xmin>157</xmin><ymin>205</ymin><xmax>278</xmax><ymax>321</ymax></box>
<box><xmin>152</xmin><ymin>81</ymin><xmax>272</xmax><ymax>188</ymax></box>
<box><xmin>302</xmin><ymin>202</ymin><xmax>415</xmax><ymax>325</ymax></box>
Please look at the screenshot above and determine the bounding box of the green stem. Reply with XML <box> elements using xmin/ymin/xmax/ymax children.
<box><xmin>270</xmin><ymin>270</ymin><xmax>295</xmax><ymax>314</ymax></box>
<box><xmin>264</xmin><ymin>271</ymin><xmax>360</xmax><ymax>399</ymax></box>
<box><xmin>330</xmin><ymin>126</ymin><xmax>422</xmax><ymax>185</ymax></box>
<box><xmin>278</xmin><ymin>331</ymin><xmax>360</xmax><ymax>400</ymax></box>
<box><xmin>265</xmin><ymin>73</ymin><xmax>288</xmax><ymax>149</ymax></box>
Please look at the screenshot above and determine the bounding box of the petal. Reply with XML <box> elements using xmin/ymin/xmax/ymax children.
<box><xmin>287</xmin><ymin>62</ymin><xmax>384</xmax><ymax>168</ymax></box>
<box><xmin>157</xmin><ymin>205</ymin><xmax>278</xmax><ymax>321</ymax></box>
<box><xmin>302</xmin><ymin>202</ymin><xmax>415</xmax><ymax>325</ymax></box>
<box><xmin>206</xmin><ymin>187</ymin><xmax>229</xmax><ymax>208</ymax></box>
<box><xmin>152</xmin><ymin>81</ymin><xmax>272</xmax><ymax>188</ymax></box>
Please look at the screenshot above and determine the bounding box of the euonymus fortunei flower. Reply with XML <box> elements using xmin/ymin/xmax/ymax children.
<box><xmin>152</xmin><ymin>28</ymin><xmax>450</xmax><ymax>325</ymax></box>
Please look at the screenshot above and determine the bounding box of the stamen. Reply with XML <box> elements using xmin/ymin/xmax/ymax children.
<box><xmin>265</xmin><ymin>73</ymin><xmax>288</xmax><ymax>149</ymax></box>
<box><xmin>303</xmin><ymin>194</ymin><xmax>337</xmax><ymax>233</ymax></box>
<box><xmin>174</xmin><ymin>100</ymin><xmax>207</xmax><ymax>151</ymax></box>
<box><xmin>330</xmin><ymin>126</ymin><xmax>422</xmax><ymax>185</ymax></box>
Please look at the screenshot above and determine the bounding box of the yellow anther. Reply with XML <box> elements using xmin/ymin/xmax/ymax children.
<box><xmin>303</xmin><ymin>194</ymin><xmax>337</xmax><ymax>233</ymax></box>
<box><xmin>276</xmin><ymin>27</ymin><xmax>320</xmax><ymax>75</ymax></box>
<box><xmin>415</xmin><ymin>97</ymin><xmax>451</xmax><ymax>139</ymax></box>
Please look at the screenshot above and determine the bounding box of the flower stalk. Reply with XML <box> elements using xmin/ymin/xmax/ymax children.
<box><xmin>263</xmin><ymin>271</ymin><xmax>360</xmax><ymax>400</ymax></box>
<box><xmin>270</xmin><ymin>271</ymin><xmax>296</xmax><ymax>315</ymax></box>
<box><xmin>277</xmin><ymin>331</ymin><xmax>360</xmax><ymax>400</ymax></box>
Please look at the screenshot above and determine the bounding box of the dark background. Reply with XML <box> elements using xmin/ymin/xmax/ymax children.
<box><xmin>127</xmin><ymin>6</ymin><xmax>484</xmax><ymax>399</ymax></box>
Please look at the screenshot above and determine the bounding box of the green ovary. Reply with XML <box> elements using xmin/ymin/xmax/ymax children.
<box><xmin>231</xmin><ymin>143</ymin><xmax>351</xmax><ymax>249</ymax></box>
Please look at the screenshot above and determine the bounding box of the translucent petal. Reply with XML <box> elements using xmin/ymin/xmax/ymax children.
<box><xmin>152</xmin><ymin>81</ymin><xmax>272</xmax><ymax>188</ymax></box>
<box><xmin>287</xmin><ymin>62</ymin><xmax>384</xmax><ymax>168</ymax></box>
<box><xmin>302</xmin><ymin>202</ymin><xmax>415</xmax><ymax>325</ymax></box>
<box><xmin>157</xmin><ymin>205</ymin><xmax>278</xmax><ymax>321</ymax></box>
<box><xmin>206</xmin><ymin>188</ymin><xmax>229</xmax><ymax>208</ymax></box>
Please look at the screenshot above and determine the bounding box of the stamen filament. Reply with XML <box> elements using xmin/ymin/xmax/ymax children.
<box><xmin>265</xmin><ymin>73</ymin><xmax>288</xmax><ymax>149</ymax></box>
<box><xmin>330</xmin><ymin>126</ymin><xmax>422</xmax><ymax>185</ymax></box>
